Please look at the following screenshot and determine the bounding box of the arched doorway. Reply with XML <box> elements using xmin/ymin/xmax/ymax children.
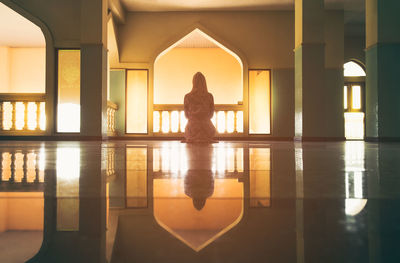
<box><xmin>344</xmin><ymin>60</ymin><xmax>366</xmax><ymax>140</ymax></box>
<box><xmin>0</xmin><ymin>2</ymin><xmax>48</xmax><ymax>261</ymax></box>
<box><xmin>125</xmin><ymin>28</ymin><xmax>248</xmax><ymax>136</ymax></box>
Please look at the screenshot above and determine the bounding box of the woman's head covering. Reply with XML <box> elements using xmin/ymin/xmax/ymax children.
<box><xmin>191</xmin><ymin>72</ymin><xmax>208</xmax><ymax>94</ymax></box>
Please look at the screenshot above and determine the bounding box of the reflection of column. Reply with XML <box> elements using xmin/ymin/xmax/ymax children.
<box><xmin>79</xmin><ymin>144</ymin><xmax>107</xmax><ymax>263</ymax></box>
<box><xmin>294</xmin><ymin>144</ymin><xmax>304</xmax><ymax>263</ymax></box>
<box><xmin>366</xmin><ymin>143</ymin><xmax>381</xmax><ymax>263</ymax></box>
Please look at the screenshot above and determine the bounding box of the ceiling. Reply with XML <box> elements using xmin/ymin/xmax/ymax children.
<box><xmin>0</xmin><ymin>3</ymin><xmax>45</xmax><ymax>47</ymax></box>
<box><xmin>121</xmin><ymin>0</ymin><xmax>366</xmax><ymax>36</ymax></box>
<box><xmin>120</xmin><ymin>0</ymin><xmax>363</xmax><ymax>12</ymax></box>
<box><xmin>0</xmin><ymin>0</ymin><xmax>365</xmax><ymax>48</ymax></box>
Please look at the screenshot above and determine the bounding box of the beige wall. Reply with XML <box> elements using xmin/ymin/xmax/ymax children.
<box><xmin>0</xmin><ymin>192</ymin><xmax>44</xmax><ymax>232</ymax></box>
<box><xmin>0</xmin><ymin>47</ymin><xmax>11</xmax><ymax>93</ymax></box>
<box><xmin>345</xmin><ymin>36</ymin><xmax>365</xmax><ymax>64</ymax></box>
<box><xmin>325</xmin><ymin>11</ymin><xmax>344</xmax><ymax>68</ymax></box>
<box><xmin>154</xmin><ymin>48</ymin><xmax>242</xmax><ymax>104</ymax></box>
<box><xmin>0</xmin><ymin>47</ymin><xmax>45</xmax><ymax>93</ymax></box>
<box><xmin>118</xmin><ymin>11</ymin><xmax>295</xmax><ymax>69</ymax></box>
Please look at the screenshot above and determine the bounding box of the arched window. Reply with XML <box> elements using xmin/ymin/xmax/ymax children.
<box><xmin>344</xmin><ymin>61</ymin><xmax>366</xmax><ymax>77</ymax></box>
<box><xmin>343</xmin><ymin>61</ymin><xmax>366</xmax><ymax>140</ymax></box>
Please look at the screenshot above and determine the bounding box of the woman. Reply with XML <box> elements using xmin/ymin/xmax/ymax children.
<box><xmin>183</xmin><ymin>72</ymin><xmax>216</xmax><ymax>143</ymax></box>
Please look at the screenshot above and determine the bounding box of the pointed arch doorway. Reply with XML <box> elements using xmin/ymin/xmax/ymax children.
<box><xmin>153</xmin><ymin>28</ymin><xmax>245</xmax><ymax>137</ymax></box>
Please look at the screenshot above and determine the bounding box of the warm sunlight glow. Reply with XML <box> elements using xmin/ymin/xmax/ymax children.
<box><xmin>2</xmin><ymin>102</ymin><xmax>13</xmax><ymax>130</ymax></box>
<box><xmin>153</xmin><ymin>111</ymin><xmax>160</xmax><ymax>132</ymax></box>
<box><xmin>345</xmin><ymin>112</ymin><xmax>364</xmax><ymax>139</ymax></box>
<box><xmin>352</xmin><ymin>85</ymin><xmax>361</xmax><ymax>109</ymax></box>
<box><xmin>154</xmin><ymin>29</ymin><xmax>243</xmax><ymax>105</ymax></box>
<box><xmin>344</xmin><ymin>61</ymin><xmax>366</xmax><ymax>77</ymax></box>
<box><xmin>180</xmin><ymin>111</ymin><xmax>187</xmax><ymax>132</ymax></box>
<box><xmin>57</xmin><ymin>103</ymin><xmax>80</xmax><ymax>133</ymax></box>
<box><xmin>217</xmin><ymin>111</ymin><xmax>226</xmax><ymax>133</ymax></box>
<box><xmin>27</xmin><ymin>102</ymin><xmax>37</xmax><ymax>130</ymax></box>
<box><xmin>15</xmin><ymin>102</ymin><xmax>25</xmax><ymax>130</ymax></box>
<box><xmin>56</xmin><ymin>147</ymin><xmax>80</xmax><ymax>231</ymax></box>
<box><xmin>344</xmin><ymin>86</ymin><xmax>348</xmax><ymax>109</ymax></box>
<box><xmin>171</xmin><ymin>111</ymin><xmax>179</xmax><ymax>133</ymax></box>
<box><xmin>161</xmin><ymin>111</ymin><xmax>170</xmax><ymax>133</ymax></box>
<box><xmin>227</xmin><ymin>111</ymin><xmax>235</xmax><ymax>133</ymax></box>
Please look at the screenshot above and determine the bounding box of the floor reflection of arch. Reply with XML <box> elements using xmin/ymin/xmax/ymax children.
<box><xmin>0</xmin><ymin>148</ymin><xmax>45</xmax><ymax>262</ymax></box>
<box><xmin>125</xmin><ymin>143</ymin><xmax>270</xmax><ymax>252</ymax></box>
<box><xmin>153</xmin><ymin>177</ymin><xmax>244</xmax><ymax>251</ymax></box>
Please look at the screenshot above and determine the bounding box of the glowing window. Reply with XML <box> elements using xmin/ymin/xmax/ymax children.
<box><xmin>344</xmin><ymin>112</ymin><xmax>364</xmax><ymax>139</ymax></box>
<box><xmin>344</xmin><ymin>61</ymin><xmax>366</xmax><ymax>77</ymax></box>
<box><xmin>249</xmin><ymin>70</ymin><xmax>271</xmax><ymax>134</ymax></box>
<box><xmin>352</xmin><ymin>85</ymin><xmax>361</xmax><ymax>109</ymax></box>
<box><xmin>226</xmin><ymin>111</ymin><xmax>235</xmax><ymax>133</ymax></box>
<box><xmin>344</xmin><ymin>86</ymin><xmax>348</xmax><ymax>110</ymax></box>
<box><xmin>126</xmin><ymin>70</ymin><xmax>148</xmax><ymax>133</ymax></box>
<box><xmin>57</xmin><ymin>50</ymin><xmax>81</xmax><ymax>133</ymax></box>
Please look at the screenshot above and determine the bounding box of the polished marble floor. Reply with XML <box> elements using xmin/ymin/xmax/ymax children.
<box><xmin>0</xmin><ymin>140</ymin><xmax>399</xmax><ymax>263</ymax></box>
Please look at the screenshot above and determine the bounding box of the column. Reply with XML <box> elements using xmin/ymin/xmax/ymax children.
<box><xmin>80</xmin><ymin>0</ymin><xmax>108</xmax><ymax>138</ymax></box>
<box><xmin>295</xmin><ymin>0</ymin><xmax>343</xmax><ymax>140</ymax></box>
<box><xmin>365</xmin><ymin>0</ymin><xmax>400</xmax><ymax>140</ymax></box>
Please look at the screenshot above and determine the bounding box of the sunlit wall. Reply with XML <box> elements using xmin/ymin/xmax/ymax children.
<box><xmin>154</xmin><ymin>48</ymin><xmax>242</xmax><ymax>104</ymax></box>
<box><xmin>0</xmin><ymin>47</ymin><xmax>45</xmax><ymax>93</ymax></box>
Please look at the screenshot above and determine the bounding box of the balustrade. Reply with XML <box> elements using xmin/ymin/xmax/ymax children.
<box><xmin>107</xmin><ymin>101</ymin><xmax>118</xmax><ymax>136</ymax></box>
<box><xmin>153</xmin><ymin>104</ymin><xmax>244</xmax><ymax>135</ymax></box>
<box><xmin>0</xmin><ymin>93</ymin><xmax>46</xmax><ymax>133</ymax></box>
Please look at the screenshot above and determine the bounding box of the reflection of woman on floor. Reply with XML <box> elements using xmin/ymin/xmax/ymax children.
<box><xmin>183</xmin><ymin>72</ymin><xmax>216</xmax><ymax>143</ymax></box>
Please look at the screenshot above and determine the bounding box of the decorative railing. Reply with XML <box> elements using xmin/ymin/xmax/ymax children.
<box><xmin>107</xmin><ymin>101</ymin><xmax>118</xmax><ymax>136</ymax></box>
<box><xmin>153</xmin><ymin>104</ymin><xmax>244</xmax><ymax>135</ymax></box>
<box><xmin>0</xmin><ymin>93</ymin><xmax>46</xmax><ymax>133</ymax></box>
<box><xmin>0</xmin><ymin>150</ymin><xmax>45</xmax><ymax>191</ymax></box>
